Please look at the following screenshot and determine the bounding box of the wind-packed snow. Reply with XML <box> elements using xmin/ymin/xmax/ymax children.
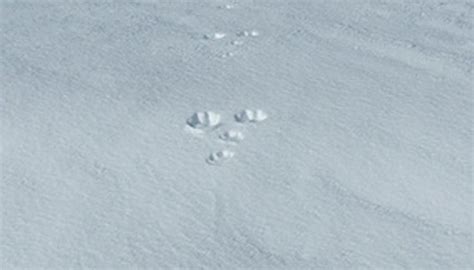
<box><xmin>1</xmin><ymin>0</ymin><xmax>473</xmax><ymax>269</ymax></box>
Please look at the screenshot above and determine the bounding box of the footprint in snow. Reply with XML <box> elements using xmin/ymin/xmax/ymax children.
<box><xmin>234</xmin><ymin>109</ymin><xmax>268</xmax><ymax>123</ymax></box>
<box><xmin>219</xmin><ymin>129</ymin><xmax>245</xmax><ymax>144</ymax></box>
<box><xmin>218</xmin><ymin>4</ymin><xmax>234</xmax><ymax>10</ymax></box>
<box><xmin>186</xmin><ymin>111</ymin><xmax>222</xmax><ymax>134</ymax></box>
<box><xmin>206</xmin><ymin>150</ymin><xmax>235</xmax><ymax>165</ymax></box>
<box><xmin>237</xmin><ymin>30</ymin><xmax>260</xmax><ymax>37</ymax></box>
<box><xmin>204</xmin><ymin>32</ymin><xmax>227</xmax><ymax>40</ymax></box>
<box><xmin>221</xmin><ymin>52</ymin><xmax>234</xmax><ymax>58</ymax></box>
<box><xmin>231</xmin><ymin>40</ymin><xmax>244</xmax><ymax>46</ymax></box>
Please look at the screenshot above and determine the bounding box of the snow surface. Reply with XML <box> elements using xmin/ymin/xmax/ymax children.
<box><xmin>1</xmin><ymin>0</ymin><xmax>473</xmax><ymax>269</ymax></box>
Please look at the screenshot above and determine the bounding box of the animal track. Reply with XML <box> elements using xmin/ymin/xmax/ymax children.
<box><xmin>237</xmin><ymin>30</ymin><xmax>260</xmax><ymax>37</ymax></box>
<box><xmin>203</xmin><ymin>5</ymin><xmax>260</xmax><ymax>58</ymax></box>
<box><xmin>206</xmin><ymin>150</ymin><xmax>235</xmax><ymax>166</ymax></box>
<box><xmin>250</xmin><ymin>30</ymin><xmax>260</xmax><ymax>37</ymax></box>
<box><xmin>185</xmin><ymin>109</ymin><xmax>268</xmax><ymax>165</ymax></box>
<box><xmin>191</xmin><ymin>0</ymin><xmax>266</xmax><ymax>162</ymax></box>
<box><xmin>204</xmin><ymin>32</ymin><xmax>227</xmax><ymax>40</ymax></box>
<box><xmin>187</xmin><ymin>111</ymin><xmax>222</xmax><ymax>130</ymax></box>
<box><xmin>221</xmin><ymin>52</ymin><xmax>234</xmax><ymax>58</ymax></box>
<box><xmin>218</xmin><ymin>4</ymin><xmax>234</xmax><ymax>10</ymax></box>
<box><xmin>234</xmin><ymin>109</ymin><xmax>268</xmax><ymax>123</ymax></box>
<box><xmin>237</xmin><ymin>31</ymin><xmax>250</xmax><ymax>37</ymax></box>
<box><xmin>219</xmin><ymin>129</ymin><xmax>245</xmax><ymax>143</ymax></box>
<box><xmin>231</xmin><ymin>40</ymin><xmax>244</xmax><ymax>46</ymax></box>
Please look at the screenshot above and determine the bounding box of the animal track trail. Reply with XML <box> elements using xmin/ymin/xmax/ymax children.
<box><xmin>185</xmin><ymin>109</ymin><xmax>268</xmax><ymax>165</ymax></box>
<box><xmin>201</xmin><ymin>2</ymin><xmax>262</xmax><ymax>59</ymax></box>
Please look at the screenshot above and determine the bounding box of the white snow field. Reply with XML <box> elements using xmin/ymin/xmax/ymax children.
<box><xmin>1</xmin><ymin>0</ymin><xmax>473</xmax><ymax>269</ymax></box>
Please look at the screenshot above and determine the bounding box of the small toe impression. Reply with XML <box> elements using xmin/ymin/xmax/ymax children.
<box><xmin>206</xmin><ymin>150</ymin><xmax>235</xmax><ymax>165</ymax></box>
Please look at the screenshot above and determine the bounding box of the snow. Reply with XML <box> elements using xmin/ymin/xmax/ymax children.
<box><xmin>1</xmin><ymin>0</ymin><xmax>472</xmax><ymax>269</ymax></box>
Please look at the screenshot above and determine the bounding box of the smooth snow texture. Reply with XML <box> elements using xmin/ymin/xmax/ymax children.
<box><xmin>1</xmin><ymin>0</ymin><xmax>473</xmax><ymax>269</ymax></box>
